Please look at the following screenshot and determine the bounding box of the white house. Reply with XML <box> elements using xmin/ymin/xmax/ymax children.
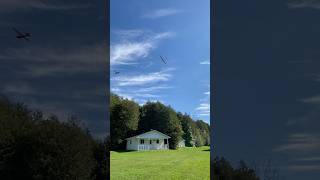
<box><xmin>126</xmin><ymin>130</ymin><xmax>170</xmax><ymax>151</ymax></box>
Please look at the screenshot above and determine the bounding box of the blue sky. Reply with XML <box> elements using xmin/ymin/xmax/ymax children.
<box><xmin>110</xmin><ymin>0</ymin><xmax>210</xmax><ymax>124</ymax></box>
<box><xmin>214</xmin><ymin>0</ymin><xmax>320</xmax><ymax>179</ymax></box>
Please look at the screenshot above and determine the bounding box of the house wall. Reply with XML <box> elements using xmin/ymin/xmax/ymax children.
<box><xmin>126</xmin><ymin>138</ymin><xmax>169</xmax><ymax>151</ymax></box>
<box><xmin>126</xmin><ymin>138</ymin><xmax>138</xmax><ymax>150</ymax></box>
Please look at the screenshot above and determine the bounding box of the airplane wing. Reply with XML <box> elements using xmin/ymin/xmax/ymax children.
<box><xmin>12</xmin><ymin>28</ymin><xmax>24</xmax><ymax>36</ymax></box>
<box><xmin>23</xmin><ymin>37</ymin><xmax>30</xmax><ymax>42</ymax></box>
<box><xmin>164</xmin><ymin>56</ymin><xmax>169</xmax><ymax>63</ymax></box>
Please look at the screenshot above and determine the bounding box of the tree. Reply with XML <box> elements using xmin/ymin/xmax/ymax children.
<box><xmin>233</xmin><ymin>160</ymin><xmax>260</xmax><ymax>180</ymax></box>
<box><xmin>212</xmin><ymin>157</ymin><xmax>260</xmax><ymax>180</ymax></box>
<box><xmin>93</xmin><ymin>136</ymin><xmax>110</xmax><ymax>180</ymax></box>
<box><xmin>212</xmin><ymin>157</ymin><xmax>234</xmax><ymax>180</ymax></box>
<box><xmin>177</xmin><ymin>113</ymin><xmax>194</xmax><ymax>147</ymax></box>
<box><xmin>139</xmin><ymin>102</ymin><xmax>182</xmax><ymax>149</ymax></box>
<box><xmin>0</xmin><ymin>96</ymin><xmax>104</xmax><ymax>179</ymax></box>
<box><xmin>110</xmin><ymin>95</ymin><xmax>140</xmax><ymax>150</ymax></box>
<box><xmin>195</xmin><ymin>120</ymin><xmax>210</xmax><ymax>146</ymax></box>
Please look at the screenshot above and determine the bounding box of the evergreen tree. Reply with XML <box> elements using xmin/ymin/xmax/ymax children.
<box><xmin>177</xmin><ymin>112</ymin><xmax>194</xmax><ymax>147</ymax></box>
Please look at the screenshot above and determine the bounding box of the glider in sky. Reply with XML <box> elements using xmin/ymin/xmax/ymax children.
<box><xmin>160</xmin><ymin>55</ymin><xmax>168</xmax><ymax>64</ymax></box>
<box><xmin>12</xmin><ymin>28</ymin><xmax>31</xmax><ymax>42</ymax></box>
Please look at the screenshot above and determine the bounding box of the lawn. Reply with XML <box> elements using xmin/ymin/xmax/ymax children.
<box><xmin>110</xmin><ymin>146</ymin><xmax>210</xmax><ymax>180</ymax></box>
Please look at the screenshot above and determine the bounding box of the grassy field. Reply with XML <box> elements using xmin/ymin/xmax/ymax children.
<box><xmin>110</xmin><ymin>146</ymin><xmax>210</xmax><ymax>180</ymax></box>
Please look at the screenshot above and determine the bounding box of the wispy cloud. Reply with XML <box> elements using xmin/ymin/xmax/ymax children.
<box><xmin>29</xmin><ymin>1</ymin><xmax>92</xmax><ymax>11</ymax></box>
<box><xmin>287</xmin><ymin>0</ymin><xmax>320</xmax><ymax>10</ymax></box>
<box><xmin>200</xmin><ymin>60</ymin><xmax>210</xmax><ymax>65</ymax></box>
<box><xmin>110</xmin><ymin>31</ymin><xmax>173</xmax><ymax>66</ymax></box>
<box><xmin>2</xmin><ymin>83</ymin><xmax>36</xmax><ymax>95</ymax></box>
<box><xmin>0</xmin><ymin>43</ymin><xmax>106</xmax><ymax>77</ymax></box>
<box><xmin>273</xmin><ymin>133</ymin><xmax>320</xmax><ymax>152</ymax></box>
<box><xmin>286</xmin><ymin>164</ymin><xmax>320</xmax><ymax>171</ymax></box>
<box><xmin>111</xmin><ymin>42</ymin><xmax>153</xmax><ymax>65</ymax></box>
<box><xmin>195</xmin><ymin>103</ymin><xmax>210</xmax><ymax>116</ymax></box>
<box><xmin>142</xmin><ymin>8</ymin><xmax>183</xmax><ymax>19</ymax></box>
<box><xmin>111</xmin><ymin>69</ymin><xmax>173</xmax><ymax>87</ymax></box>
<box><xmin>300</xmin><ymin>95</ymin><xmax>320</xmax><ymax>104</ymax></box>
<box><xmin>111</xmin><ymin>68</ymin><xmax>174</xmax><ymax>104</ymax></box>
<box><xmin>204</xmin><ymin>91</ymin><xmax>210</xmax><ymax>95</ymax></box>
<box><xmin>0</xmin><ymin>0</ymin><xmax>92</xmax><ymax>12</ymax></box>
<box><xmin>295</xmin><ymin>157</ymin><xmax>320</xmax><ymax>161</ymax></box>
<box><xmin>112</xmin><ymin>29</ymin><xmax>145</xmax><ymax>39</ymax></box>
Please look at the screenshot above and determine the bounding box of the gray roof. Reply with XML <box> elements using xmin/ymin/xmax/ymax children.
<box><xmin>126</xmin><ymin>130</ymin><xmax>171</xmax><ymax>140</ymax></box>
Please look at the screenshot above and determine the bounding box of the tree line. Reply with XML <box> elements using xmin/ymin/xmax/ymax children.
<box><xmin>110</xmin><ymin>93</ymin><xmax>210</xmax><ymax>150</ymax></box>
<box><xmin>0</xmin><ymin>95</ymin><xmax>109</xmax><ymax>179</ymax></box>
<box><xmin>212</xmin><ymin>157</ymin><xmax>260</xmax><ymax>180</ymax></box>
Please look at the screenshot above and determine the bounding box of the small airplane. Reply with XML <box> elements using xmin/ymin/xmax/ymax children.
<box><xmin>12</xmin><ymin>28</ymin><xmax>31</xmax><ymax>41</ymax></box>
<box><xmin>160</xmin><ymin>55</ymin><xmax>168</xmax><ymax>64</ymax></box>
<box><xmin>114</xmin><ymin>70</ymin><xmax>120</xmax><ymax>74</ymax></box>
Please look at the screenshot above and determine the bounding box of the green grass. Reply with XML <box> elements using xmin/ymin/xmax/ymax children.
<box><xmin>110</xmin><ymin>146</ymin><xmax>210</xmax><ymax>180</ymax></box>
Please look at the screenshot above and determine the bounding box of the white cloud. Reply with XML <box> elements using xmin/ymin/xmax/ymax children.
<box><xmin>110</xmin><ymin>31</ymin><xmax>173</xmax><ymax>66</ymax></box>
<box><xmin>112</xmin><ymin>29</ymin><xmax>145</xmax><ymax>39</ymax></box>
<box><xmin>111</xmin><ymin>69</ymin><xmax>174</xmax><ymax>106</ymax></box>
<box><xmin>195</xmin><ymin>103</ymin><xmax>210</xmax><ymax>116</ymax></box>
<box><xmin>200</xmin><ymin>61</ymin><xmax>210</xmax><ymax>65</ymax></box>
<box><xmin>142</xmin><ymin>8</ymin><xmax>183</xmax><ymax>19</ymax></box>
<box><xmin>110</xmin><ymin>42</ymin><xmax>153</xmax><ymax>65</ymax></box>
<box><xmin>133</xmin><ymin>86</ymin><xmax>172</xmax><ymax>93</ymax></box>
<box><xmin>204</xmin><ymin>91</ymin><xmax>210</xmax><ymax>95</ymax></box>
<box><xmin>111</xmin><ymin>69</ymin><xmax>172</xmax><ymax>87</ymax></box>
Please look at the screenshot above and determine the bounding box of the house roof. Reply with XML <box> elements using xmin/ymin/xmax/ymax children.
<box><xmin>126</xmin><ymin>130</ymin><xmax>171</xmax><ymax>140</ymax></box>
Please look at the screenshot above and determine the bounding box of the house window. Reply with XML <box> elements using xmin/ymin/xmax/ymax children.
<box><xmin>150</xmin><ymin>140</ymin><xmax>152</xmax><ymax>144</ymax></box>
<box><xmin>130</xmin><ymin>140</ymin><xmax>132</xmax><ymax>144</ymax></box>
<box><xmin>140</xmin><ymin>139</ymin><xmax>144</xmax><ymax>144</ymax></box>
<box><xmin>156</xmin><ymin>139</ymin><xmax>159</xmax><ymax>144</ymax></box>
<box><xmin>164</xmin><ymin>139</ymin><xmax>167</xmax><ymax>144</ymax></box>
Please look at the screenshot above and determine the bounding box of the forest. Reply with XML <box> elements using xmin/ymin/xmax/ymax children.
<box><xmin>110</xmin><ymin>93</ymin><xmax>210</xmax><ymax>150</ymax></box>
<box><xmin>0</xmin><ymin>95</ymin><xmax>109</xmax><ymax>179</ymax></box>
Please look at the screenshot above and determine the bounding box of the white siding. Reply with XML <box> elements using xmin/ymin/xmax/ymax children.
<box><xmin>126</xmin><ymin>137</ymin><xmax>169</xmax><ymax>151</ymax></box>
<box><xmin>126</xmin><ymin>130</ymin><xmax>171</xmax><ymax>151</ymax></box>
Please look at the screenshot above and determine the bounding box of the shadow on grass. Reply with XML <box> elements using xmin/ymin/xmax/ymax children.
<box><xmin>203</xmin><ymin>149</ymin><xmax>210</xmax><ymax>151</ymax></box>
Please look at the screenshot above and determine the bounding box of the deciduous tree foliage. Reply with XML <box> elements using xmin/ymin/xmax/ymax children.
<box><xmin>110</xmin><ymin>93</ymin><xmax>210</xmax><ymax>150</ymax></box>
<box><xmin>139</xmin><ymin>102</ymin><xmax>182</xmax><ymax>149</ymax></box>
<box><xmin>0</xmin><ymin>96</ymin><xmax>108</xmax><ymax>180</ymax></box>
<box><xmin>110</xmin><ymin>93</ymin><xmax>140</xmax><ymax>150</ymax></box>
<box><xmin>212</xmin><ymin>157</ymin><xmax>260</xmax><ymax>180</ymax></box>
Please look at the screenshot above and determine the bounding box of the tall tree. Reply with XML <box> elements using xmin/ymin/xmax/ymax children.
<box><xmin>139</xmin><ymin>102</ymin><xmax>182</xmax><ymax>149</ymax></box>
<box><xmin>0</xmin><ymin>97</ymin><xmax>99</xmax><ymax>179</ymax></box>
<box><xmin>195</xmin><ymin>120</ymin><xmax>210</xmax><ymax>146</ymax></box>
<box><xmin>110</xmin><ymin>95</ymin><xmax>140</xmax><ymax>150</ymax></box>
<box><xmin>177</xmin><ymin>112</ymin><xmax>194</xmax><ymax>147</ymax></box>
